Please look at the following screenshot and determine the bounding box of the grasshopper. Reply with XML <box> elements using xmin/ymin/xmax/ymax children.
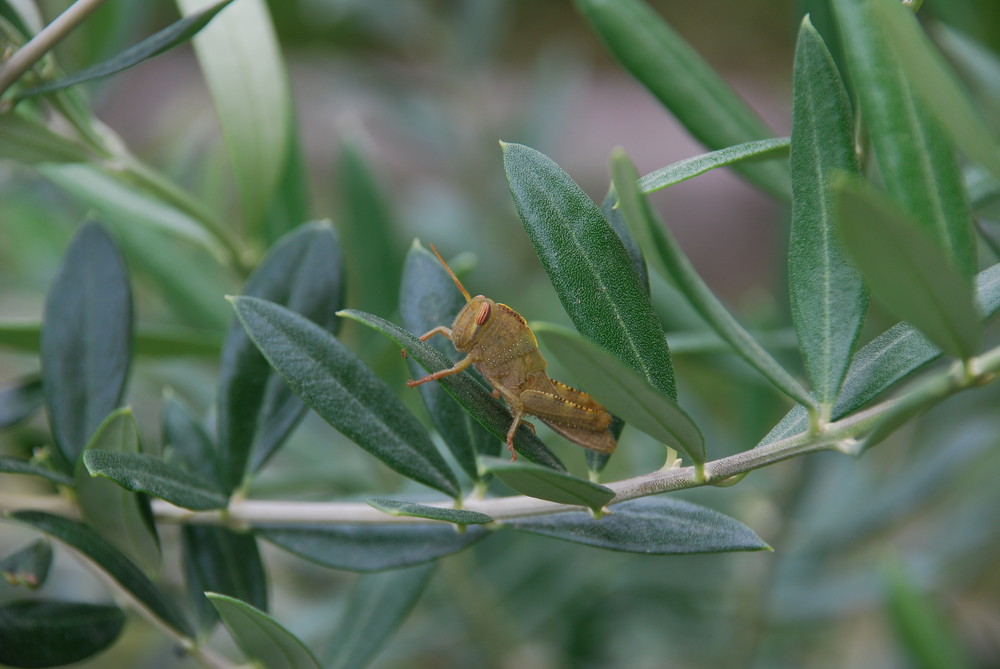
<box><xmin>407</xmin><ymin>244</ymin><xmax>617</xmax><ymax>459</ymax></box>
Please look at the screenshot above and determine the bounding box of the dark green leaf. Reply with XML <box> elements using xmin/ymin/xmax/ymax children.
<box><xmin>0</xmin><ymin>112</ymin><xmax>93</xmax><ymax>164</ymax></box>
<box><xmin>74</xmin><ymin>408</ymin><xmax>161</xmax><ymax>574</ymax></box>
<box><xmin>574</xmin><ymin>0</ymin><xmax>789</xmax><ymax>198</ymax></box>
<box><xmin>257</xmin><ymin>523</ymin><xmax>488</xmax><ymax>572</ymax></box>
<box><xmin>339</xmin><ymin>308</ymin><xmax>565</xmax><ymax>470</ymax></box>
<box><xmin>399</xmin><ymin>241</ymin><xmax>495</xmax><ymax>480</ymax></box>
<box><xmin>323</xmin><ymin>564</ymin><xmax>434</xmax><ymax>669</ymax></box>
<box><xmin>8</xmin><ymin>511</ymin><xmax>194</xmax><ymax>637</ymax></box>
<box><xmin>208</xmin><ymin>594</ymin><xmax>320</xmax><ymax>669</ymax></box>
<box><xmin>502</xmin><ymin>141</ymin><xmax>676</xmax><ymax>400</ymax></box>
<box><xmin>0</xmin><ymin>539</ymin><xmax>52</xmax><ymax>589</ymax></box>
<box><xmin>532</xmin><ymin>322</ymin><xmax>704</xmax><ymax>464</ymax></box>
<box><xmin>638</xmin><ymin>137</ymin><xmax>791</xmax><ymax>194</ymax></box>
<box><xmin>0</xmin><ymin>456</ymin><xmax>72</xmax><ymax>486</ymax></box>
<box><xmin>0</xmin><ymin>600</ymin><xmax>125</xmax><ymax>668</ymax></box>
<box><xmin>612</xmin><ymin>149</ymin><xmax>816</xmax><ymax>410</ymax></box>
<box><xmin>833</xmin><ymin>0</ymin><xmax>976</xmax><ymax>278</ymax></box>
<box><xmin>789</xmin><ymin>18</ymin><xmax>867</xmax><ymax>408</ymax></box>
<box><xmin>367</xmin><ymin>497</ymin><xmax>493</xmax><ymax>525</ymax></box>
<box><xmin>231</xmin><ymin>296</ymin><xmax>459</xmax><ymax>497</ymax></box>
<box><xmin>481</xmin><ymin>456</ymin><xmax>615</xmax><ymax>511</ymax></box>
<box><xmin>507</xmin><ymin>497</ymin><xmax>770</xmax><ymax>554</ymax></box>
<box><xmin>16</xmin><ymin>0</ymin><xmax>236</xmax><ymax>99</ymax></box>
<box><xmin>0</xmin><ymin>323</ymin><xmax>220</xmax><ymax>357</ymax></box>
<box><xmin>219</xmin><ymin>221</ymin><xmax>344</xmax><ymax>490</ymax></box>
<box><xmin>162</xmin><ymin>393</ymin><xmax>220</xmax><ymax>487</ymax></box>
<box><xmin>834</xmin><ymin>177</ymin><xmax>982</xmax><ymax>360</ymax></box>
<box><xmin>601</xmin><ymin>191</ymin><xmax>649</xmax><ymax>294</ymax></box>
<box><xmin>0</xmin><ymin>375</ymin><xmax>43</xmax><ymax>427</ymax></box>
<box><xmin>84</xmin><ymin>450</ymin><xmax>227</xmax><ymax>511</ymax></box>
<box><xmin>42</xmin><ymin>222</ymin><xmax>132</xmax><ymax>467</ymax></box>
<box><xmin>183</xmin><ymin>526</ymin><xmax>267</xmax><ymax>634</ymax></box>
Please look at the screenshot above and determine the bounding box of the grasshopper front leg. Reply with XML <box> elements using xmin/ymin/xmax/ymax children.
<box><xmin>406</xmin><ymin>353</ymin><xmax>474</xmax><ymax>387</ymax></box>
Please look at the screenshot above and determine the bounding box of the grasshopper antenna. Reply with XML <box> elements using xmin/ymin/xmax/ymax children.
<box><xmin>429</xmin><ymin>243</ymin><xmax>472</xmax><ymax>303</ymax></box>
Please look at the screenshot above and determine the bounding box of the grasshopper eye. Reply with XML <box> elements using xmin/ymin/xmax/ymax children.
<box><xmin>475</xmin><ymin>302</ymin><xmax>491</xmax><ymax>326</ymax></box>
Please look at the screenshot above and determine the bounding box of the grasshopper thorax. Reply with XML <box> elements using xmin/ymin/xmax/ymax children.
<box><xmin>450</xmin><ymin>295</ymin><xmax>495</xmax><ymax>351</ymax></box>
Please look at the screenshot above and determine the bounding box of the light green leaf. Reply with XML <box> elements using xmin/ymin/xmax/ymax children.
<box><xmin>638</xmin><ymin>137</ymin><xmax>790</xmax><ymax>194</ymax></box>
<box><xmin>208</xmin><ymin>594</ymin><xmax>320</xmax><ymax>669</ymax></box>
<box><xmin>532</xmin><ymin>321</ymin><xmax>704</xmax><ymax>464</ymax></box>
<box><xmin>84</xmin><ymin>450</ymin><xmax>227</xmax><ymax>511</ymax></box>
<box><xmin>176</xmin><ymin>0</ymin><xmax>290</xmax><ymax>231</ymax></box>
<box><xmin>0</xmin><ymin>112</ymin><xmax>93</xmax><ymax>163</ymax></box>
<box><xmin>367</xmin><ymin>497</ymin><xmax>493</xmax><ymax>525</ymax></box>
<box><xmin>0</xmin><ymin>600</ymin><xmax>125</xmax><ymax>668</ymax></box>
<box><xmin>612</xmin><ymin>149</ymin><xmax>816</xmax><ymax>411</ymax></box>
<box><xmin>789</xmin><ymin>17</ymin><xmax>867</xmax><ymax>407</ymax></box>
<box><xmin>0</xmin><ymin>322</ymin><xmax>221</xmax><ymax>357</ymax></box>
<box><xmin>230</xmin><ymin>297</ymin><xmax>460</xmax><ymax>497</ymax></box>
<box><xmin>574</xmin><ymin>0</ymin><xmax>789</xmax><ymax>199</ymax></box>
<box><xmin>834</xmin><ymin>177</ymin><xmax>982</xmax><ymax>360</ymax></box>
<box><xmin>480</xmin><ymin>456</ymin><xmax>615</xmax><ymax>512</ymax></box>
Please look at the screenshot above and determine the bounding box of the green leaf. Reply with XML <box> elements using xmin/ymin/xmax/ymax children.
<box><xmin>367</xmin><ymin>497</ymin><xmax>493</xmax><ymax>525</ymax></box>
<box><xmin>481</xmin><ymin>456</ymin><xmax>615</xmax><ymax>511</ymax></box>
<box><xmin>0</xmin><ymin>323</ymin><xmax>221</xmax><ymax>357</ymax></box>
<box><xmin>399</xmin><ymin>241</ymin><xmax>495</xmax><ymax>480</ymax></box>
<box><xmin>789</xmin><ymin>18</ymin><xmax>867</xmax><ymax>407</ymax></box>
<box><xmin>339</xmin><ymin>308</ymin><xmax>565</xmax><ymax>470</ymax></box>
<box><xmin>323</xmin><ymin>564</ymin><xmax>434</xmax><ymax>669</ymax></box>
<box><xmin>0</xmin><ymin>1</ymin><xmax>34</xmax><ymax>38</ymax></box>
<box><xmin>84</xmin><ymin>450</ymin><xmax>227</xmax><ymax>511</ymax></box>
<box><xmin>262</xmin><ymin>120</ymin><xmax>310</xmax><ymax>244</ymax></box>
<box><xmin>601</xmin><ymin>191</ymin><xmax>649</xmax><ymax>294</ymax></box>
<box><xmin>573</xmin><ymin>0</ymin><xmax>789</xmax><ymax>199</ymax></box>
<box><xmin>16</xmin><ymin>0</ymin><xmax>236</xmax><ymax>99</ymax></box>
<box><xmin>0</xmin><ymin>600</ymin><xmax>125</xmax><ymax>668</ymax></box>
<box><xmin>833</xmin><ymin>0</ymin><xmax>976</xmax><ymax>279</ymax></box>
<box><xmin>230</xmin><ymin>296</ymin><xmax>459</xmax><ymax>497</ymax></box>
<box><xmin>218</xmin><ymin>221</ymin><xmax>344</xmax><ymax>490</ymax></box>
<box><xmin>41</xmin><ymin>223</ymin><xmax>132</xmax><ymax>468</ymax></box>
<box><xmin>507</xmin><ymin>497</ymin><xmax>770</xmax><ymax>554</ymax></box>
<box><xmin>0</xmin><ymin>539</ymin><xmax>53</xmax><ymax>589</ymax></box>
<box><xmin>176</xmin><ymin>0</ymin><xmax>290</xmax><ymax>230</ymax></box>
<box><xmin>162</xmin><ymin>393</ymin><xmax>220</xmax><ymax>488</ymax></box>
<box><xmin>872</xmin><ymin>0</ymin><xmax>1000</xmax><ymax>186</ymax></box>
<box><xmin>0</xmin><ymin>112</ymin><xmax>93</xmax><ymax>164</ymax></box>
<box><xmin>532</xmin><ymin>322</ymin><xmax>704</xmax><ymax>464</ymax></box>
<box><xmin>183</xmin><ymin>526</ymin><xmax>267</xmax><ymax>634</ymax></box>
<box><xmin>208</xmin><ymin>593</ymin><xmax>320</xmax><ymax>669</ymax></box>
<box><xmin>74</xmin><ymin>409</ymin><xmax>161</xmax><ymax>574</ymax></box>
<box><xmin>0</xmin><ymin>456</ymin><xmax>72</xmax><ymax>486</ymax></box>
<box><xmin>611</xmin><ymin>149</ymin><xmax>816</xmax><ymax>411</ymax></box>
<box><xmin>8</xmin><ymin>511</ymin><xmax>194</xmax><ymax>637</ymax></box>
<box><xmin>502</xmin><ymin>141</ymin><xmax>677</xmax><ymax>400</ymax></box>
<box><xmin>638</xmin><ymin>137</ymin><xmax>791</xmax><ymax>194</ymax></box>
<box><xmin>834</xmin><ymin>177</ymin><xmax>982</xmax><ymax>360</ymax></box>
<box><xmin>0</xmin><ymin>375</ymin><xmax>43</xmax><ymax>428</ymax></box>
<box><xmin>257</xmin><ymin>524</ymin><xmax>488</xmax><ymax>572</ymax></box>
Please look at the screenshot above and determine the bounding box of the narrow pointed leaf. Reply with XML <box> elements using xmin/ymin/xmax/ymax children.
<box><xmin>0</xmin><ymin>456</ymin><xmax>72</xmax><ymax>486</ymax></box>
<box><xmin>574</xmin><ymin>0</ymin><xmax>789</xmax><ymax>198</ymax></box>
<box><xmin>324</xmin><ymin>564</ymin><xmax>434</xmax><ymax>669</ymax></box>
<box><xmin>183</xmin><ymin>526</ymin><xmax>267</xmax><ymax>634</ymax></box>
<box><xmin>507</xmin><ymin>497</ymin><xmax>770</xmax><ymax>554</ymax></box>
<box><xmin>16</xmin><ymin>0</ymin><xmax>236</xmax><ymax>99</ymax></box>
<box><xmin>533</xmin><ymin>321</ymin><xmax>704</xmax><ymax>463</ymax></box>
<box><xmin>339</xmin><ymin>308</ymin><xmax>565</xmax><ymax>470</ymax></box>
<box><xmin>84</xmin><ymin>450</ymin><xmax>227</xmax><ymax>511</ymax></box>
<box><xmin>502</xmin><ymin>141</ymin><xmax>676</xmax><ymax>400</ymax></box>
<box><xmin>208</xmin><ymin>594</ymin><xmax>320</xmax><ymax>669</ymax></box>
<box><xmin>400</xmin><ymin>241</ymin><xmax>495</xmax><ymax>479</ymax></box>
<box><xmin>367</xmin><ymin>497</ymin><xmax>493</xmax><ymax>525</ymax></box>
<box><xmin>789</xmin><ymin>18</ymin><xmax>866</xmax><ymax>406</ymax></box>
<box><xmin>257</xmin><ymin>524</ymin><xmax>488</xmax><ymax>572</ymax></box>
<box><xmin>0</xmin><ymin>112</ymin><xmax>93</xmax><ymax>163</ymax></box>
<box><xmin>612</xmin><ymin>149</ymin><xmax>816</xmax><ymax>410</ymax></box>
<box><xmin>74</xmin><ymin>408</ymin><xmax>161</xmax><ymax>574</ymax></box>
<box><xmin>0</xmin><ymin>600</ymin><xmax>125</xmax><ymax>668</ymax></box>
<box><xmin>834</xmin><ymin>178</ymin><xmax>982</xmax><ymax>360</ymax></box>
<box><xmin>0</xmin><ymin>539</ymin><xmax>53</xmax><ymax>589</ymax></box>
<box><xmin>601</xmin><ymin>191</ymin><xmax>649</xmax><ymax>293</ymax></box>
<box><xmin>42</xmin><ymin>223</ymin><xmax>132</xmax><ymax>467</ymax></box>
<box><xmin>833</xmin><ymin>0</ymin><xmax>976</xmax><ymax>278</ymax></box>
<box><xmin>481</xmin><ymin>456</ymin><xmax>615</xmax><ymax>512</ymax></box>
<box><xmin>8</xmin><ymin>511</ymin><xmax>194</xmax><ymax>637</ymax></box>
<box><xmin>231</xmin><ymin>297</ymin><xmax>459</xmax><ymax>497</ymax></box>
<box><xmin>639</xmin><ymin>137</ymin><xmax>791</xmax><ymax>194</ymax></box>
<box><xmin>218</xmin><ymin>221</ymin><xmax>344</xmax><ymax>490</ymax></box>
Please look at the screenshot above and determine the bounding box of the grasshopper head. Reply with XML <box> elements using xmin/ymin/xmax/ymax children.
<box><xmin>451</xmin><ymin>295</ymin><xmax>495</xmax><ymax>350</ymax></box>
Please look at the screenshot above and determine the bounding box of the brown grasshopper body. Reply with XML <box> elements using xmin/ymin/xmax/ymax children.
<box><xmin>407</xmin><ymin>245</ymin><xmax>617</xmax><ymax>458</ymax></box>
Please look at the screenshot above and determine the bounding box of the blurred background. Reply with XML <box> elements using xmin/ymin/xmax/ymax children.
<box><xmin>2</xmin><ymin>1</ymin><xmax>1000</xmax><ymax>667</ymax></box>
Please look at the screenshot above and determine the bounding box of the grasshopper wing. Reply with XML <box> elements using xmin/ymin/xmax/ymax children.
<box><xmin>520</xmin><ymin>380</ymin><xmax>616</xmax><ymax>454</ymax></box>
